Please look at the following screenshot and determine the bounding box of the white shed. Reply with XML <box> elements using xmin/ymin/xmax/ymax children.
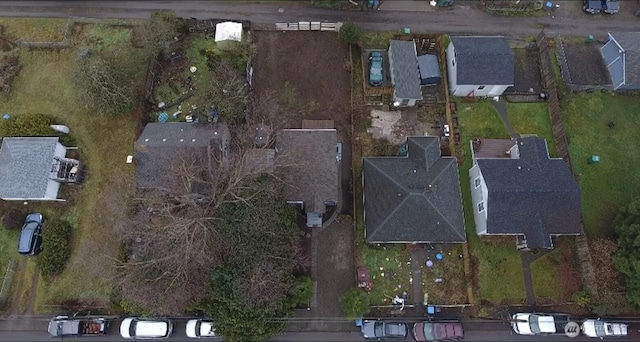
<box><xmin>214</xmin><ymin>21</ymin><xmax>243</xmax><ymax>42</ymax></box>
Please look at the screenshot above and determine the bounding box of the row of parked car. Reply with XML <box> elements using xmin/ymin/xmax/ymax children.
<box><xmin>48</xmin><ymin>316</ymin><xmax>218</xmax><ymax>339</ymax></box>
<box><xmin>360</xmin><ymin>320</ymin><xmax>463</xmax><ymax>341</ymax></box>
<box><xmin>362</xmin><ymin>314</ymin><xmax>630</xmax><ymax>340</ymax></box>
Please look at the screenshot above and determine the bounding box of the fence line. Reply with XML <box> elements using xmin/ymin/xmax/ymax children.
<box><xmin>536</xmin><ymin>30</ymin><xmax>599</xmax><ymax>300</ymax></box>
<box><xmin>275</xmin><ymin>22</ymin><xmax>342</xmax><ymax>32</ymax></box>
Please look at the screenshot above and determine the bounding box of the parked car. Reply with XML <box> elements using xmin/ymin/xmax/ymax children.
<box><xmin>48</xmin><ymin>315</ymin><xmax>109</xmax><ymax>338</ymax></box>
<box><xmin>361</xmin><ymin>320</ymin><xmax>408</xmax><ymax>340</ymax></box>
<box><xmin>18</xmin><ymin>213</ymin><xmax>43</xmax><ymax>256</ymax></box>
<box><xmin>581</xmin><ymin>319</ymin><xmax>628</xmax><ymax>338</ymax></box>
<box><xmin>120</xmin><ymin>317</ymin><xmax>173</xmax><ymax>340</ymax></box>
<box><xmin>368</xmin><ymin>51</ymin><xmax>384</xmax><ymax>86</ymax></box>
<box><xmin>413</xmin><ymin>321</ymin><xmax>464</xmax><ymax>341</ymax></box>
<box><xmin>511</xmin><ymin>312</ymin><xmax>572</xmax><ymax>335</ymax></box>
<box><xmin>186</xmin><ymin>319</ymin><xmax>217</xmax><ymax>338</ymax></box>
<box><xmin>584</xmin><ymin>0</ymin><xmax>619</xmax><ymax>14</ymax></box>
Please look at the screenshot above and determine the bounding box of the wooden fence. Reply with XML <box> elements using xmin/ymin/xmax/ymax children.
<box><xmin>275</xmin><ymin>22</ymin><xmax>342</xmax><ymax>32</ymax></box>
<box><xmin>536</xmin><ymin>30</ymin><xmax>599</xmax><ymax>300</ymax></box>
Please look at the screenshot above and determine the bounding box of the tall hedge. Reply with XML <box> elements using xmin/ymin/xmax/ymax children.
<box><xmin>36</xmin><ymin>218</ymin><xmax>72</xmax><ymax>278</ymax></box>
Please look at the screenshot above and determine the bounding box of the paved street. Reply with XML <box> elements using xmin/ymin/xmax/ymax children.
<box><xmin>0</xmin><ymin>1</ymin><xmax>640</xmax><ymax>39</ymax></box>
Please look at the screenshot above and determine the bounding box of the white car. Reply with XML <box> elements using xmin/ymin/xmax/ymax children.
<box><xmin>511</xmin><ymin>313</ymin><xmax>570</xmax><ymax>335</ymax></box>
<box><xmin>581</xmin><ymin>319</ymin><xmax>628</xmax><ymax>338</ymax></box>
<box><xmin>120</xmin><ymin>317</ymin><xmax>173</xmax><ymax>339</ymax></box>
<box><xmin>186</xmin><ymin>319</ymin><xmax>217</xmax><ymax>338</ymax></box>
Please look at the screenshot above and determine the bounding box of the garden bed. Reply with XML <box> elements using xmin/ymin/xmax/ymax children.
<box><xmin>557</xmin><ymin>37</ymin><xmax>610</xmax><ymax>87</ymax></box>
<box><xmin>421</xmin><ymin>245</ymin><xmax>468</xmax><ymax>305</ymax></box>
<box><xmin>505</xmin><ymin>45</ymin><xmax>542</xmax><ymax>94</ymax></box>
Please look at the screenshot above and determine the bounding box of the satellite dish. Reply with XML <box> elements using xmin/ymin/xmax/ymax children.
<box><xmin>50</xmin><ymin>125</ymin><xmax>70</xmax><ymax>134</ymax></box>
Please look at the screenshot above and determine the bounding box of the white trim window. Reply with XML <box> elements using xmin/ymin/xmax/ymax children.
<box><xmin>477</xmin><ymin>201</ymin><xmax>485</xmax><ymax>213</ymax></box>
<box><xmin>474</xmin><ymin>177</ymin><xmax>481</xmax><ymax>188</ymax></box>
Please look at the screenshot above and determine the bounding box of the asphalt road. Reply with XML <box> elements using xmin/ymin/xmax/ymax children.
<box><xmin>0</xmin><ymin>0</ymin><xmax>639</xmax><ymax>39</ymax></box>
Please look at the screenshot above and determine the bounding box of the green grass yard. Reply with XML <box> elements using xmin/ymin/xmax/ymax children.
<box><xmin>562</xmin><ymin>92</ymin><xmax>640</xmax><ymax>238</ymax></box>
<box><xmin>0</xmin><ymin>19</ymin><xmax>146</xmax><ymax>310</ymax></box>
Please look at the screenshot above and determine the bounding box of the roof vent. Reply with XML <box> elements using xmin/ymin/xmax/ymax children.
<box><xmin>192</xmin><ymin>139</ymin><xmax>196</xmax><ymax>142</ymax></box>
<box><xmin>162</xmin><ymin>138</ymin><xmax>167</xmax><ymax>142</ymax></box>
<box><xmin>180</xmin><ymin>139</ymin><xmax>184</xmax><ymax>142</ymax></box>
<box><xmin>517</xmin><ymin>166</ymin><xmax>521</xmax><ymax>170</ymax></box>
<box><xmin>413</xmin><ymin>169</ymin><xmax>417</xmax><ymax>173</ymax></box>
<box><xmin>144</xmin><ymin>138</ymin><xmax>149</xmax><ymax>142</ymax></box>
<box><xmin>397</xmin><ymin>193</ymin><xmax>402</xmax><ymax>197</ymax></box>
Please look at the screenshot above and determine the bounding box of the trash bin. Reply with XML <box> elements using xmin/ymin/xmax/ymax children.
<box><xmin>588</xmin><ymin>155</ymin><xmax>601</xmax><ymax>164</ymax></box>
<box><xmin>586</xmin><ymin>35</ymin><xmax>594</xmax><ymax>43</ymax></box>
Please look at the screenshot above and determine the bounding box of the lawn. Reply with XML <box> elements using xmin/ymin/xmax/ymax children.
<box><xmin>561</xmin><ymin>92</ymin><xmax>640</xmax><ymax>238</ymax></box>
<box><xmin>530</xmin><ymin>239</ymin><xmax>582</xmax><ymax>303</ymax></box>
<box><xmin>457</xmin><ymin>99</ymin><xmax>558</xmax><ymax>304</ymax></box>
<box><xmin>507</xmin><ymin>102</ymin><xmax>557</xmax><ymax>156</ymax></box>
<box><xmin>0</xmin><ymin>19</ymin><xmax>146</xmax><ymax>310</ymax></box>
<box><xmin>360</xmin><ymin>31</ymin><xmax>400</xmax><ymax>49</ymax></box>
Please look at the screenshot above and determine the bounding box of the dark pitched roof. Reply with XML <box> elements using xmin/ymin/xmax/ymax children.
<box><xmin>475</xmin><ymin>137</ymin><xmax>581</xmax><ymax>249</ymax></box>
<box><xmin>275</xmin><ymin>129</ymin><xmax>338</xmax><ymax>213</ymax></box>
<box><xmin>363</xmin><ymin>136</ymin><xmax>465</xmax><ymax>243</ymax></box>
<box><xmin>450</xmin><ymin>36</ymin><xmax>514</xmax><ymax>85</ymax></box>
<box><xmin>0</xmin><ymin>137</ymin><xmax>60</xmax><ymax>199</ymax></box>
<box><xmin>417</xmin><ymin>54</ymin><xmax>441</xmax><ymax>81</ymax></box>
<box><xmin>389</xmin><ymin>40</ymin><xmax>423</xmax><ymax>100</ymax></box>
<box><xmin>134</xmin><ymin>122</ymin><xmax>229</xmax><ymax>190</ymax></box>
<box><xmin>609</xmin><ymin>32</ymin><xmax>640</xmax><ymax>86</ymax></box>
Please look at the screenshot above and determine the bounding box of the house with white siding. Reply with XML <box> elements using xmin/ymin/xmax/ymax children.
<box><xmin>446</xmin><ymin>36</ymin><xmax>514</xmax><ymax>97</ymax></box>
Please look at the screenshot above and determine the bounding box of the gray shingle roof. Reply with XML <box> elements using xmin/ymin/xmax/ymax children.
<box><xmin>134</xmin><ymin>122</ymin><xmax>229</xmax><ymax>190</ymax></box>
<box><xmin>0</xmin><ymin>137</ymin><xmax>60</xmax><ymax>199</ymax></box>
<box><xmin>610</xmin><ymin>32</ymin><xmax>640</xmax><ymax>86</ymax></box>
<box><xmin>450</xmin><ymin>36</ymin><xmax>514</xmax><ymax>85</ymax></box>
<box><xmin>475</xmin><ymin>137</ymin><xmax>581</xmax><ymax>249</ymax></box>
<box><xmin>275</xmin><ymin>129</ymin><xmax>338</xmax><ymax>214</ymax></box>
<box><xmin>417</xmin><ymin>54</ymin><xmax>441</xmax><ymax>84</ymax></box>
<box><xmin>389</xmin><ymin>40</ymin><xmax>423</xmax><ymax>100</ymax></box>
<box><xmin>363</xmin><ymin>136</ymin><xmax>466</xmax><ymax>243</ymax></box>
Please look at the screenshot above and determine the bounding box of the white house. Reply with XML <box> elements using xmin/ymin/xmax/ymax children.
<box><xmin>601</xmin><ymin>31</ymin><xmax>640</xmax><ymax>90</ymax></box>
<box><xmin>0</xmin><ymin>137</ymin><xmax>79</xmax><ymax>201</ymax></box>
<box><xmin>468</xmin><ymin>137</ymin><xmax>581</xmax><ymax>250</ymax></box>
<box><xmin>446</xmin><ymin>36</ymin><xmax>514</xmax><ymax>97</ymax></box>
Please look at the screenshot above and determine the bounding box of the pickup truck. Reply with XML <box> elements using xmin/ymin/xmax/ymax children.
<box><xmin>48</xmin><ymin>316</ymin><xmax>109</xmax><ymax>338</ymax></box>
<box><xmin>582</xmin><ymin>319</ymin><xmax>628</xmax><ymax>338</ymax></box>
<box><xmin>511</xmin><ymin>312</ymin><xmax>575</xmax><ymax>336</ymax></box>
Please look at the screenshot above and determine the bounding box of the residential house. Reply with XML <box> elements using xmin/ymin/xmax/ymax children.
<box><xmin>601</xmin><ymin>32</ymin><xmax>640</xmax><ymax>90</ymax></box>
<box><xmin>275</xmin><ymin>128</ymin><xmax>339</xmax><ymax>228</ymax></box>
<box><xmin>388</xmin><ymin>40</ymin><xmax>423</xmax><ymax>107</ymax></box>
<box><xmin>0</xmin><ymin>137</ymin><xmax>80</xmax><ymax>201</ymax></box>
<box><xmin>446</xmin><ymin>36</ymin><xmax>514</xmax><ymax>97</ymax></box>
<box><xmin>134</xmin><ymin>122</ymin><xmax>230</xmax><ymax>193</ymax></box>
<box><xmin>469</xmin><ymin>137</ymin><xmax>581</xmax><ymax>250</ymax></box>
<box><xmin>363</xmin><ymin>136</ymin><xmax>465</xmax><ymax>243</ymax></box>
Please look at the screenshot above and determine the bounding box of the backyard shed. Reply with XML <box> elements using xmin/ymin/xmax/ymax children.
<box><xmin>417</xmin><ymin>54</ymin><xmax>441</xmax><ymax>86</ymax></box>
<box><xmin>215</xmin><ymin>21</ymin><xmax>243</xmax><ymax>42</ymax></box>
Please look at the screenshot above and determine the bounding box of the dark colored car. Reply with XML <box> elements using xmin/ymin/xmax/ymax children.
<box><xmin>368</xmin><ymin>51</ymin><xmax>384</xmax><ymax>86</ymax></box>
<box><xmin>18</xmin><ymin>213</ymin><xmax>43</xmax><ymax>255</ymax></box>
<box><xmin>413</xmin><ymin>321</ymin><xmax>464</xmax><ymax>342</ymax></box>
<box><xmin>584</xmin><ymin>0</ymin><xmax>619</xmax><ymax>14</ymax></box>
<box><xmin>361</xmin><ymin>320</ymin><xmax>408</xmax><ymax>340</ymax></box>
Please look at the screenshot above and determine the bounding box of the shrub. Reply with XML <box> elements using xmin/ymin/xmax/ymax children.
<box><xmin>338</xmin><ymin>22</ymin><xmax>362</xmax><ymax>46</ymax></box>
<box><xmin>289</xmin><ymin>276</ymin><xmax>314</xmax><ymax>308</ymax></box>
<box><xmin>36</xmin><ymin>218</ymin><xmax>72</xmax><ymax>278</ymax></box>
<box><xmin>0</xmin><ymin>113</ymin><xmax>77</xmax><ymax>146</ymax></box>
<box><xmin>339</xmin><ymin>287</ymin><xmax>370</xmax><ymax>320</ymax></box>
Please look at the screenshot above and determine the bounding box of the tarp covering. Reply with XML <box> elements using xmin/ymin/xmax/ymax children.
<box><xmin>215</xmin><ymin>21</ymin><xmax>242</xmax><ymax>42</ymax></box>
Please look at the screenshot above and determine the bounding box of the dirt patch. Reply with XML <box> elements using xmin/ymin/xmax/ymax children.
<box><xmin>368</xmin><ymin>108</ymin><xmax>423</xmax><ymax>144</ymax></box>
<box><xmin>251</xmin><ymin>31</ymin><xmax>351</xmax><ymax>141</ymax></box>
<box><xmin>559</xmin><ymin>38</ymin><xmax>610</xmax><ymax>86</ymax></box>
<box><xmin>0</xmin><ymin>55</ymin><xmax>20</xmax><ymax>94</ymax></box>
<box><xmin>506</xmin><ymin>45</ymin><xmax>542</xmax><ymax>94</ymax></box>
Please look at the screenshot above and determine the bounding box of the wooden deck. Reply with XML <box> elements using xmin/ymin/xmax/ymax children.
<box><xmin>472</xmin><ymin>138</ymin><xmax>515</xmax><ymax>159</ymax></box>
